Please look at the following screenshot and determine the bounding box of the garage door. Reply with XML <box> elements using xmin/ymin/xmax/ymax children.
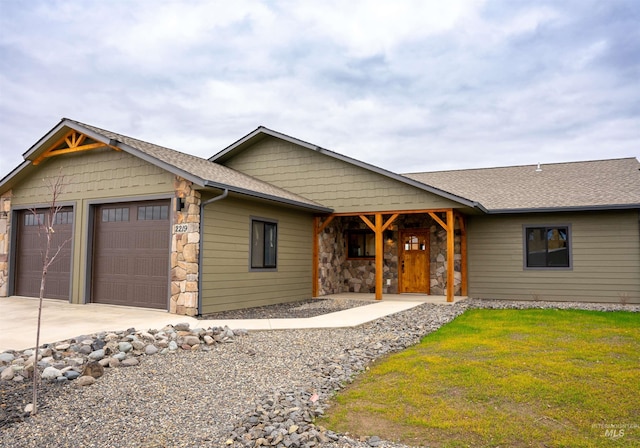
<box><xmin>92</xmin><ymin>200</ymin><xmax>170</xmax><ymax>309</ymax></box>
<box><xmin>15</xmin><ymin>208</ymin><xmax>73</xmax><ymax>300</ymax></box>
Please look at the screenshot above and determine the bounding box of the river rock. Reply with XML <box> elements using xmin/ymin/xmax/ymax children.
<box><xmin>41</xmin><ymin>366</ymin><xmax>62</xmax><ymax>381</ymax></box>
<box><xmin>77</xmin><ymin>375</ymin><xmax>96</xmax><ymax>386</ymax></box>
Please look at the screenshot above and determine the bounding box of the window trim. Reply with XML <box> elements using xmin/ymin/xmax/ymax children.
<box><xmin>523</xmin><ymin>224</ymin><xmax>572</xmax><ymax>270</ymax></box>
<box><xmin>249</xmin><ymin>217</ymin><xmax>278</xmax><ymax>271</ymax></box>
<box><xmin>346</xmin><ymin>229</ymin><xmax>376</xmax><ymax>260</ymax></box>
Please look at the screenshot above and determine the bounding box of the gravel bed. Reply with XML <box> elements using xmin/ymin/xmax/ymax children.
<box><xmin>1</xmin><ymin>299</ymin><xmax>637</xmax><ymax>448</ymax></box>
<box><xmin>199</xmin><ymin>298</ymin><xmax>370</xmax><ymax>320</ymax></box>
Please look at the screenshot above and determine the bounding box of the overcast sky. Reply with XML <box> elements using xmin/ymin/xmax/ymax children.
<box><xmin>1</xmin><ymin>0</ymin><xmax>638</xmax><ymax>180</ymax></box>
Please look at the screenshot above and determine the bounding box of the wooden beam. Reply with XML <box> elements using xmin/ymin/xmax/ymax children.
<box><xmin>428</xmin><ymin>211</ymin><xmax>447</xmax><ymax>230</ymax></box>
<box><xmin>457</xmin><ymin>214</ymin><xmax>468</xmax><ymax>296</ymax></box>
<box><xmin>446</xmin><ymin>209</ymin><xmax>455</xmax><ymax>303</ymax></box>
<box><xmin>359</xmin><ymin>214</ymin><xmax>375</xmax><ymax>232</ymax></box>
<box><xmin>381</xmin><ymin>213</ymin><xmax>399</xmax><ymax>231</ymax></box>
<box><xmin>317</xmin><ymin>214</ymin><xmax>335</xmax><ymax>233</ymax></box>
<box><xmin>32</xmin><ymin>129</ymin><xmax>118</xmax><ymax>165</ymax></box>
<box><xmin>312</xmin><ymin>216</ymin><xmax>320</xmax><ymax>298</ymax></box>
<box><xmin>330</xmin><ymin>208</ymin><xmax>454</xmax><ymax>217</ymax></box>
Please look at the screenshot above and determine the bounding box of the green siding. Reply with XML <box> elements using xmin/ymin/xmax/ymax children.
<box><xmin>200</xmin><ymin>194</ymin><xmax>314</xmax><ymax>313</ymax></box>
<box><xmin>223</xmin><ymin>137</ymin><xmax>463</xmax><ymax>213</ymax></box>
<box><xmin>10</xmin><ymin>149</ymin><xmax>175</xmax><ymax>304</ymax></box>
<box><xmin>467</xmin><ymin>211</ymin><xmax>640</xmax><ymax>303</ymax></box>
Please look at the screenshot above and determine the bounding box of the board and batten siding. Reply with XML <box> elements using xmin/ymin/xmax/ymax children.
<box><xmin>10</xmin><ymin>149</ymin><xmax>175</xmax><ymax>304</ymax></box>
<box><xmin>467</xmin><ymin>210</ymin><xmax>640</xmax><ymax>303</ymax></box>
<box><xmin>223</xmin><ymin>137</ymin><xmax>463</xmax><ymax>213</ymax></box>
<box><xmin>200</xmin><ymin>194</ymin><xmax>314</xmax><ymax>314</ymax></box>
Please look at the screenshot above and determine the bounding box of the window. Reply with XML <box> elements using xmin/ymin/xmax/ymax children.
<box><xmin>138</xmin><ymin>205</ymin><xmax>169</xmax><ymax>221</ymax></box>
<box><xmin>54</xmin><ymin>211</ymin><xmax>74</xmax><ymax>225</ymax></box>
<box><xmin>24</xmin><ymin>213</ymin><xmax>44</xmax><ymax>226</ymax></box>
<box><xmin>102</xmin><ymin>207</ymin><xmax>129</xmax><ymax>222</ymax></box>
<box><xmin>251</xmin><ymin>219</ymin><xmax>277</xmax><ymax>269</ymax></box>
<box><xmin>347</xmin><ymin>230</ymin><xmax>375</xmax><ymax>259</ymax></box>
<box><xmin>525</xmin><ymin>226</ymin><xmax>570</xmax><ymax>268</ymax></box>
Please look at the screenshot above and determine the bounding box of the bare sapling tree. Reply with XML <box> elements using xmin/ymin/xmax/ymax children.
<box><xmin>30</xmin><ymin>172</ymin><xmax>72</xmax><ymax>415</ymax></box>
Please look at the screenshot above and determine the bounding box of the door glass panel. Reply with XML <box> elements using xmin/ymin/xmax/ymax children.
<box><xmin>404</xmin><ymin>235</ymin><xmax>427</xmax><ymax>251</ymax></box>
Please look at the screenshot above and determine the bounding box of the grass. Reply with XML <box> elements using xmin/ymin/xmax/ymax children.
<box><xmin>322</xmin><ymin>309</ymin><xmax>640</xmax><ymax>447</ymax></box>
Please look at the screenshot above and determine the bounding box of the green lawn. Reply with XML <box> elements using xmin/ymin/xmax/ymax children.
<box><xmin>322</xmin><ymin>309</ymin><xmax>640</xmax><ymax>447</ymax></box>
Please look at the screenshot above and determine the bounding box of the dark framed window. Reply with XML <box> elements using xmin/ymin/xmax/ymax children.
<box><xmin>138</xmin><ymin>205</ymin><xmax>169</xmax><ymax>221</ymax></box>
<box><xmin>102</xmin><ymin>207</ymin><xmax>129</xmax><ymax>222</ymax></box>
<box><xmin>347</xmin><ymin>230</ymin><xmax>375</xmax><ymax>259</ymax></box>
<box><xmin>251</xmin><ymin>219</ymin><xmax>277</xmax><ymax>269</ymax></box>
<box><xmin>525</xmin><ymin>226</ymin><xmax>571</xmax><ymax>268</ymax></box>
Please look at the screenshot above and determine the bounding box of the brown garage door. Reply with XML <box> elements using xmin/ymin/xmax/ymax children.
<box><xmin>92</xmin><ymin>200</ymin><xmax>170</xmax><ymax>309</ymax></box>
<box><xmin>15</xmin><ymin>208</ymin><xmax>73</xmax><ymax>300</ymax></box>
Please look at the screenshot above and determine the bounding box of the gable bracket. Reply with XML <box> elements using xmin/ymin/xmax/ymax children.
<box><xmin>32</xmin><ymin>130</ymin><xmax>120</xmax><ymax>165</ymax></box>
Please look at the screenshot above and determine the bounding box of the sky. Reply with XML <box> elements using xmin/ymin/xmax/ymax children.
<box><xmin>1</xmin><ymin>0</ymin><xmax>638</xmax><ymax>180</ymax></box>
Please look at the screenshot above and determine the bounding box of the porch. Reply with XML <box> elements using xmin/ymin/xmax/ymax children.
<box><xmin>318</xmin><ymin>292</ymin><xmax>468</xmax><ymax>304</ymax></box>
<box><xmin>313</xmin><ymin>209</ymin><xmax>469</xmax><ymax>303</ymax></box>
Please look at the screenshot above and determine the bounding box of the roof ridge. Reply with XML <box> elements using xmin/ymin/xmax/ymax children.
<box><xmin>403</xmin><ymin>156</ymin><xmax>639</xmax><ymax>176</ymax></box>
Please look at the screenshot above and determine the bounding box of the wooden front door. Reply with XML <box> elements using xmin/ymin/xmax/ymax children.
<box><xmin>399</xmin><ymin>229</ymin><xmax>430</xmax><ymax>293</ymax></box>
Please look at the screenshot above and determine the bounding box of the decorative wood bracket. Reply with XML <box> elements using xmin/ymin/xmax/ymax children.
<box><xmin>32</xmin><ymin>130</ymin><xmax>120</xmax><ymax>165</ymax></box>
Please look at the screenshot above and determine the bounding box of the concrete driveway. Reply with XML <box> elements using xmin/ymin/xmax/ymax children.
<box><xmin>0</xmin><ymin>295</ymin><xmax>441</xmax><ymax>352</ymax></box>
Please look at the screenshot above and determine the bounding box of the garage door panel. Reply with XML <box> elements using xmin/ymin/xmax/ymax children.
<box><xmin>92</xmin><ymin>200</ymin><xmax>169</xmax><ymax>309</ymax></box>
<box><xmin>15</xmin><ymin>208</ymin><xmax>73</xmax><ymax>300</ymax></box>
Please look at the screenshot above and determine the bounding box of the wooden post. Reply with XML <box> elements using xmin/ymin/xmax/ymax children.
<box><xmin>446</xmin><ymin>209</ymin><xmax>455</xmax><ymax>303</ymax></box>
<box><xmin>359</xmin><ymin>214</ymin><xmax>398</xmax><ymax>300</ymax></box>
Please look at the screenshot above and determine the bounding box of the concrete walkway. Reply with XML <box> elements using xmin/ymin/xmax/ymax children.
<box><xmin>0</xmin><ymin>294</ymin><xmax>466</xmax><ymax>352</ymax></box>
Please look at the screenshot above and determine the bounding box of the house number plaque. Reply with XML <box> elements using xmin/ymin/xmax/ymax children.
<box><xmin>173</xmin><ymin>224</ymin><xmax>188</xmax><ymax>233</ymax></box>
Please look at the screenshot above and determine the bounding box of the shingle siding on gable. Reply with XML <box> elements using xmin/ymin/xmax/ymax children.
<box><xmin>11</xmin><ymin>148</ymin><xmax>174</xmax><ymax>206</ymax></box>
<box><xmin>223</xmin><ymin>137</ymin><xmax>463</xmax><ymax>213</ymax></box>
<box><xmin>467</xmin><ymin>210</ymin><xmax>640</xmax><ymax>303</ymax></box>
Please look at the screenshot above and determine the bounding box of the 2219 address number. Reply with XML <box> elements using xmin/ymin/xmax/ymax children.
<box><xmin>174</xmin><ymin>224</ymin><xmax>188</xmax><ymax>233</ymax></box>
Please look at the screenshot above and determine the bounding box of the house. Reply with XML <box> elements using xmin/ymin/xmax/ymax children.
<box><xmin>0</xmin><ymin>119</ymin><xmax>638</xmax><ymax>316</ymax></box>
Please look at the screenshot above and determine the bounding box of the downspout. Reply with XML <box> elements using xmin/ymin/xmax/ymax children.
<box><xmin>197</xmin><ymin>189</ymin><xmax>229</xmax><ymax>315</ymax></box>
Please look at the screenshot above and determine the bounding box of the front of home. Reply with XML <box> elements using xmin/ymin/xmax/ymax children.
<box><xmin>0</xmin><ymin>119</ymin><xmax>638</xmax><ymax>316</ymax></box>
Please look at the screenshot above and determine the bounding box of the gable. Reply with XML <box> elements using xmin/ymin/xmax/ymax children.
<box><xmin>11</xmin><ymin>147</ymin><xmax>175</xmax><ymax>206</ymax></box>
<box><xmin>221</xmin><ymin>136</ymin><xmax>468</xmax><ymax>213</ymax></box>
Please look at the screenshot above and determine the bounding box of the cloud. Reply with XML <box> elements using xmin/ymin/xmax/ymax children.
<box><xmin>0</xmin><ymin>0</ymin><xmax>638</xmax><ymax>179</ymax></box>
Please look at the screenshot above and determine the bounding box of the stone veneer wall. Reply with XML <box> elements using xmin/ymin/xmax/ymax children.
<box><xmin>317</xmin><ymin>214</ymin><xmax>461</xmax><ymax>296</ymax></box>
<box><xmin>318</xmin><ymin>219</ymin><xmax>345</xmax><ymax>295</ymax></box>
<box><xmin>0</xmin><ymin>192</ymin><xmax>11</xmax><ymax>297</ymax></box>
<box><xmin>170</xmin><ymin>177</ymin><xmax>201</xmax><ymax>316</ymax></box>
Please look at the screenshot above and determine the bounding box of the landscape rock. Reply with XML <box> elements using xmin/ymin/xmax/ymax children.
<box><xmin>81</xmin><ymin>362</ymin><xmax>104</xmax><ymax>379</ymax></box>
<box><xmin>76</xmin><ymin>375</ymin><xmax>96</xmax><ymax>386</ymax></box>
<box><xmin>41</xmin><ymin>366</ymin><xmax>62</xmax><ymax>381</ymax></box>
<box><xmin>1</xmin><ymin>367</ymin><xmax>15</xmax><ymax>381</ymax></box>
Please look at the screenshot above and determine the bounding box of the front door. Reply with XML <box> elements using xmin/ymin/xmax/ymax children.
<box><xmin>399</xmin><ymin>229</ymin><xmax>430</xmax><ymax>293</ymax></box>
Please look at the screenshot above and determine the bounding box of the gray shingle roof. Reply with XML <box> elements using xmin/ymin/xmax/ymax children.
<box><xmin>65</xmin><ymin>120</ymin><xmax>331</xmax><ymax>212</ymax></box>
<box><xmin>403</xmin><ymin>158</ymin><xmax>640</xmax><ymax>212</ymax></box>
